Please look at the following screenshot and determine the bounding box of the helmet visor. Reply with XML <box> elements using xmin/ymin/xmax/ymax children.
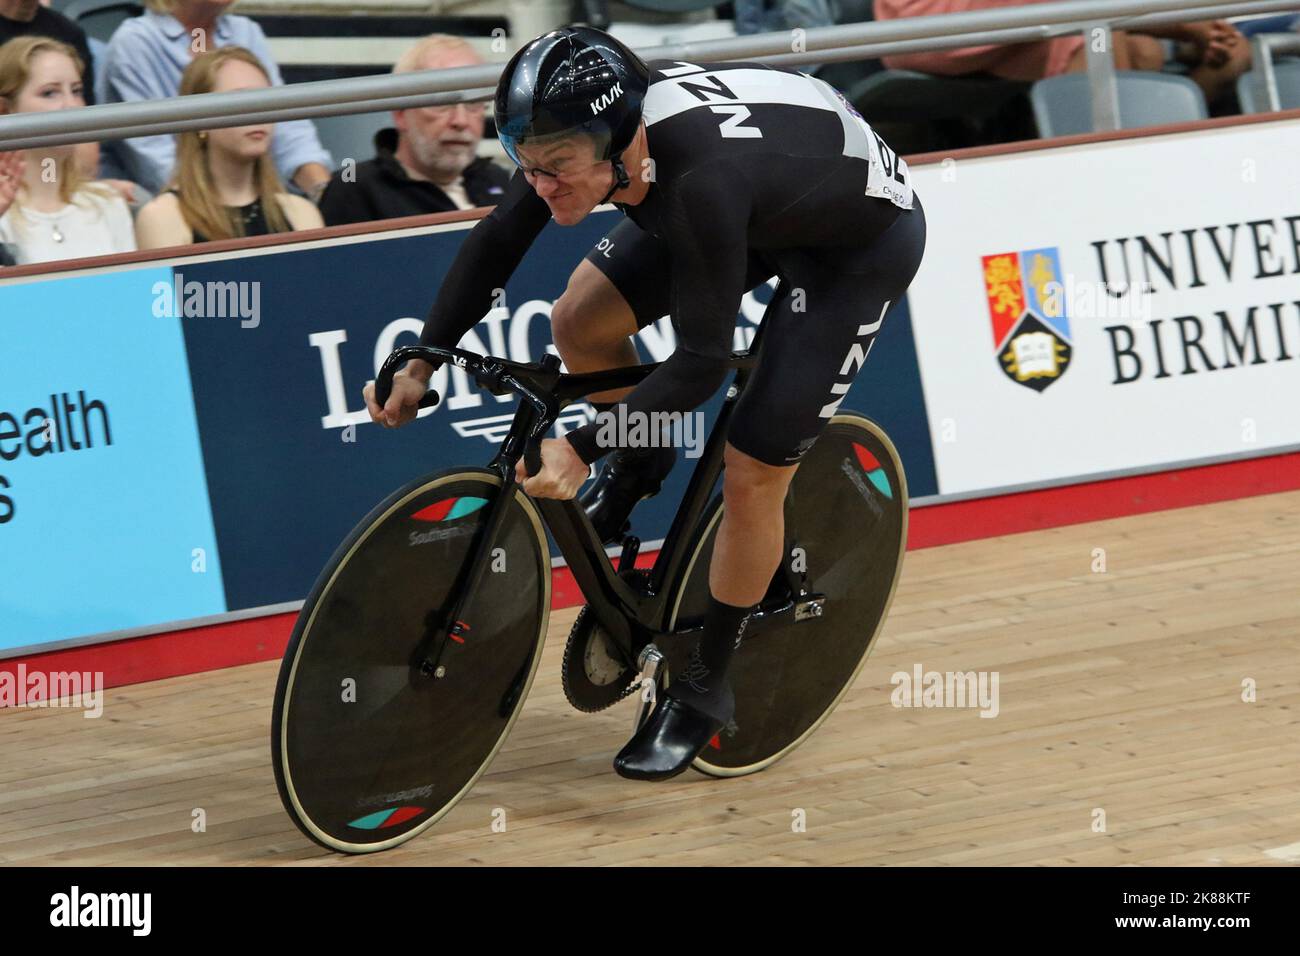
<box><xmin>498</xmin><ymin>125</ymin><xmax>613</xmax><ymax>174</ymax></box>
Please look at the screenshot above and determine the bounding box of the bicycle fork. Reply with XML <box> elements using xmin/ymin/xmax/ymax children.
<box><xmin>413</xmin><ymin>387</ymin><xmax>554</xmax><ymax>683</ymax></box>
<box><xmin>411</xmin><ymin>466</ymin><xmax>520</xmax><ymax>682</ymax></box>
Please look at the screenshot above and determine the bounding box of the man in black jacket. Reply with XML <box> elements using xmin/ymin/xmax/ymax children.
<box><xmin>319</xmin><ymin>35</ymin><xmax>509</xmax><ymax>226</ymax></box>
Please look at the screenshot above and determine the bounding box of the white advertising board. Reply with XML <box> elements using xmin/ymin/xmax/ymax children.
<box><xmin>907</xmin><ymin>117</ymin><xmax>1300</xmax><ymax>497</ymax></box>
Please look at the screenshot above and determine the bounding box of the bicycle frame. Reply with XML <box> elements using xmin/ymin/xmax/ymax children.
<box><xmin>533</xmin><ymin>358</ymin><xmax>755</xmax><ymax>660</ymax></box>
<box><xmin>374</xmin><ymin>328</ymin><xmax>777</xmax><ymax>671</ymax></box>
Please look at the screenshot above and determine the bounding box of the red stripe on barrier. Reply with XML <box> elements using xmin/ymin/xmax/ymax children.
<box><xmin>907</xmin><ymin>451</ymin><xmax>1300</xmax><ymax>550</ymax></box>
<box><xmin>0</xmin><ymin>613</ymin><xmax>294</xmax><ymax>700</ymax></box>
<box><xmin>4</xmin><ymin>451</ymin><xmax>1296</xmax><ymax>696</ymax></box>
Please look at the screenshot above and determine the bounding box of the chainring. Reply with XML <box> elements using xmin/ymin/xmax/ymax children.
<box><xmin>561</xmin><ymin>568</ymin><xmax>652</xmax><ymax>714</ymax></box>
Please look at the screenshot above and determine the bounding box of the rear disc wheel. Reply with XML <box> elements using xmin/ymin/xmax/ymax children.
<box><xmin>663</xmin><ymin>414</ymin><xmax>909</xmax><ymax>777</ymax></box>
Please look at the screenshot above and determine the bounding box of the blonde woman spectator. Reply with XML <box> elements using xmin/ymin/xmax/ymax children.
<box><xmin>135</xmin><ymin>46</ymin><xmax>322</xmax><ymax>248</ymax></box>
<box><xmin>0</xmin><ymin>37</ymin><xmax>134</xmax><ymax>264</ymax></box>
<box><xmin>104</xmin><ymin>1</ymin><xmax>331</xmax><ymax>197</ymax></box>
<box><xmin>0</xmin><ymin>0</ymin><xmax>96</xmax><ymax>103</ymax></box>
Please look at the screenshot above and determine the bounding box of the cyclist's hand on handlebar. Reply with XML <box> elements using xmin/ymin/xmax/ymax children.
<box><xmin>516</xmin><ymin>438</ymin><xmax>590</xmax><ymax>500</ymax></box>
<box><xmin>364</xmin><ymin>368</ymin><xmax>426</xmax><ymax>428</ymax></box>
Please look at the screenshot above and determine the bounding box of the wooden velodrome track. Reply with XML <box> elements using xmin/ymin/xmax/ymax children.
<box><xmin>3</xmin><ymin>489</ymin><xmax>1298</xmax><ymax>866</ymax></box>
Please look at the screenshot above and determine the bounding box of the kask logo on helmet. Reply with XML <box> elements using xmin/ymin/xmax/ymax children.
<box><xmin>589</xmin><ymin>82</ymin><xmax>622</xmax><ymax>116</ymax></box>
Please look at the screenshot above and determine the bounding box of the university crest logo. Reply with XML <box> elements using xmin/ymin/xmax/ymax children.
<box><xmin>981</xmin><ymin>248</ymin><xmax>1073</xmax><ymax>392</ymax></box>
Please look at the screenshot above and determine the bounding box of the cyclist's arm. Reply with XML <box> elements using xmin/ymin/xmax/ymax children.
<box><xmin>565</xmin><ymin>164</ymin><xmax>752</xmax><ymax>464</ymax></box>
<box><xmin>411</xmin><ymin>168</ymin><xmax>551</xmax><ymax>382</ymax></box>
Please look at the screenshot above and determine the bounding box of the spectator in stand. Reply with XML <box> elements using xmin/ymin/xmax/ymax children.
<box><xmin>733</xmin><ymin>0</ymin><xmax>841</xmax><ymax>72</ymax></box>
<box><xmin>103</xmin><ymin>1</ymin><xmax>332</xmax><ymax>199</ymax></box>
<box><xmin>0</xmin><ymin>0</ymin><xmax>95</xmax><ymax>103</ymax></box>
<box><xmin>0</xmin><ymin>0</ymin><xmax>139</xmax><ymax>200</ymax></box>
<box><xmin>875</xmin><ymin>2</ymin><xmax>1250</xmax><ymax>107</ymax></box>
<box><xmin>734</xmin><ymin>0</ymin><xmax>840</xmax><ymax>35</ymax></box>
<box><xmin>1148</xmin><ymin>20</ymin><xmax>1252</xmax><ymax>106</ymax></box>
<box><xmin>134</xmin><ymin>47</ymin><xmax>322</xmax><ymax>248</ymax></box>
<box><xmin>317</xmin><ymin>35</ymin><xmax>509</xmax><ymax>227</ymax></box>
<box><xmin>0</xmin><ymin>37</ymin><xmax>135</xmax><ymax>264</ymax></box>
<box><xmin>874</xmin><ymin>1</ymin><xmax>1164</xmax><ymax>81</ymax></box>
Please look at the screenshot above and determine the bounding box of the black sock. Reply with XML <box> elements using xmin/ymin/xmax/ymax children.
<box><xmin>668</xmin><ymin>596</ymin><xmax>753</xmax><ymax>724</ymax></box>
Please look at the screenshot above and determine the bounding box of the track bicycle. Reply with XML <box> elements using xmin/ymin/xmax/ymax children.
<box><xmin>272</xmin><ymin>325</ymin><xmax>908</xmax><ymax>853</ymax></box>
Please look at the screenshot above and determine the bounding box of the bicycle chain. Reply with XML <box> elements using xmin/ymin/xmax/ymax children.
<box><xmin>560</xmin><ymin>605</ymin><xmax>647</xmax><ymax>713</ymax></box>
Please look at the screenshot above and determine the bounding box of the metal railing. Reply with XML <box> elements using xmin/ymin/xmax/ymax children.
<box><xmin>1250</xmin><ymin>31</ymin><xmax>1300</xmax><ymax>109</ymax></box>
<box><xmin>0</xmin><ymin>0</ymin><xmax>1296</xmax><ymax>149</ymax></box>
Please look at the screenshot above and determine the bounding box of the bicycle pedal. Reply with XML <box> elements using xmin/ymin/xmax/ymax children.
<box><xmin>794</xmin><ymin>597</ymin><xmax>825</xmax><ymax>621</ymax></box>
<box><xmin>632</xmin><ymin>644</ymin><xmax>665</xmax><ymax>733</ymax></box>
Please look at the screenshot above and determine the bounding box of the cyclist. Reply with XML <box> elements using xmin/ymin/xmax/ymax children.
<box><xmin>364</xmin><ymin>26</ymin><xmax>927</xmax><ymax>781</ymax></box>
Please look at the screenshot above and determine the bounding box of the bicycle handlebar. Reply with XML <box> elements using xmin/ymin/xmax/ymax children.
<box><xmin>374</xmin><ymin>345</ymin><xmax>561</xmax><ymax>477</ymax></box>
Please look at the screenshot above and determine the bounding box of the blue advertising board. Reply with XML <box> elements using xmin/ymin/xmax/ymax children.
<box><xmin>0</xmin><ymin>268</ymin><xmax>225</xmax><ymax>650</ymax></box>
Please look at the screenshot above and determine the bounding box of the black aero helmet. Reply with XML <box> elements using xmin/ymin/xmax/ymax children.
<box><xmin>494</xmin><ymin>26</ymin><xmax>649</xmax><ymax>172</ymax></box>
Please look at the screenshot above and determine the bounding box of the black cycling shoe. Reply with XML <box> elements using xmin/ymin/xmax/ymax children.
<box><xmin>613</xmin><ymin>694</ymin><xmax>725</xmax><ymax>782</ymax></box>
<box><xmin>580</xmin><ymin>445</ymin><xmax>677</xmax><ymax>544</ymax></box>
